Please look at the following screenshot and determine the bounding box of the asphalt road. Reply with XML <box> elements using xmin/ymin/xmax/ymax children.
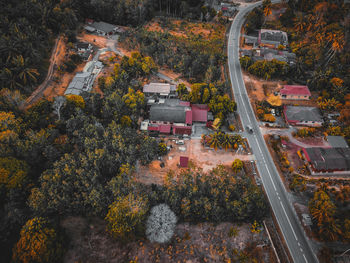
<box><xmin>227</xmin><ymin>2</ymin><xmax>318</xmax><ymax>263</ymax></box>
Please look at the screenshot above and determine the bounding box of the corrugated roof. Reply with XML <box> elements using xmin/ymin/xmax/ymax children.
<box><xmin>191</xmin><ymin>104</ymin><xmax>208</xmax><ymax>122</ymax></box>
<box><xmin>280</xmin><ymin>85</ymin><xmax>311</xmax><ymax>96</ymax></box>
<box><xmin>91</xmin><ymin>21</ymin><xmax>117</xmax><ymax>33</ymax></box>
<box><xmin>285</xmin><ymin>106</ymin><xmax>322</xmax><ymax>122</ymax></box>
<box><xmin>143</xmin><ymin>83</ymin><xmax>171</xmax><ymax>94</ymax></box>
<box><xmin>159</xmin><ymin>125</ymin><xmax>171</xmax><ymax>134</ymax></box>
<box><xmin>305</xmin><ymin>147</ymin><xmax>350</xmax><ymax>171</ymax></box>
<box><xmin>180</xmin><ymin>156</ymin><xmax>189</xmax><ymax>168</ymax></box>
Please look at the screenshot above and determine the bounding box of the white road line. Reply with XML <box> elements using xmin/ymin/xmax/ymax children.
<box><xmin>304</xmin><ymin>254</ymin><xmax>309</xmax><ymax>263</ymax></box>
<box><xmin>280</xmin><ymin>201</ymin><xmax>298</xmax><ymax>241</ymax></box>
<box><xmin>255</xmin><ymin>137</ymin><xmax>277</xmax><ymax>191</ymax></box>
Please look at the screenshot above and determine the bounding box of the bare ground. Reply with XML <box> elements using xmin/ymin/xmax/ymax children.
<box><xmin>136</xmin><ymin>138</ymin><xmax>254</xmax><ymax>185</ymax></box>
<box><xmin>62</xmin><ymin>216</ymin><xmax>275</xmax><ymax>263</ymax></box>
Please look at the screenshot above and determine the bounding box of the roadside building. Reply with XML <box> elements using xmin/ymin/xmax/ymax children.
<box><xmin>144</xmin><ymin>99</ymin><xmax>210</xmax><ymax>136</ymax></box>
<box><xmin>258</xmin><ymin>29</ymin><xmax>288</xmax><ymax>47</ymax></box>
<box><xmin>279</xmin><ymin>85</ymin><xmax>311</xmax><ymax>100</ymax></box>
<box><xmin>326</xmin><ymin>136</ymin><xmax>349</xmax><ymax>148</ymax></box>
<box><xmin>303</xmin><ymin>147</ymin><xmax>350</xmax><ymax>173</ymax></box>
<box><xmin>284</xmin><ymin>106</ymin><xmax>323</xmax><ymax>127</ymax></box>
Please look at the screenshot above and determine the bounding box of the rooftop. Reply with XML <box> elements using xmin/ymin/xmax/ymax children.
<box><xmin>280</xmin><ymin>85</ymin><xmax>311</xmax><ymax>96</ymax></box>
<box><xmin>327</xmin><ymin>136</ymin><xmax>349</xmax><ymax>148</ymax></box>
<box><xmin>304</xmin><ymin>147</ymin><xmax>350</xmax><ymax>171</ymax></box>
<box><xmin>259</xmin><ymin>29</ymin><xmax>288</xmax><ymax>45</ymax></box>
<box><xmin>143</xmin><ymin>83</ymin><xmax>171</xmax><ymax>95</ymax></box>
<box><xmin>150</xmin><ymin>99</ymin><xmax>191</xmax><ymax>124</ymax></box>
<box><xmin>90</xmin><ymin>21</ymin><xmax>117</xmax><ymax>33</ymax></box>
<box><xmin>285</xmin><ymin>106</ymin><xmax>323</xmax><ymax>122</ymax></box>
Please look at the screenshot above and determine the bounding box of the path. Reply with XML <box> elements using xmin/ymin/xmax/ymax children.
<box><xmin>23</xmin><ymin>36</ymin><xmax>61</xmax><ymax>107</ymax></box>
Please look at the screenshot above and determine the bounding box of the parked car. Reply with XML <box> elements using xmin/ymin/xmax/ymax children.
<box><xmin>176</xmin><ymin>140</ymin><xmax>185</xmax><ymax>145</ymax></box>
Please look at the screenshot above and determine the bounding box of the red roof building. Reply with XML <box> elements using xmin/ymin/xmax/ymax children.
<box><xmin>191</xmin><ymin>104</ymin><xmax>209</xmax><ymax>122</ymax></box>
<box><xmin>179</xmin><ymin>156</ymin><xmax>189</xmax><ymax>168</ymax></box>
<box><xmin>185</xmin><ymin>110</ymin><xmax>193</xmax><ymax>125</ymax></box>
<box><xmin>173</xmin><ymin>126</ymin><xmax>192</xmax><ymax>135</ymax></box>
<box><xmin>159</xmin><ymin>124</ymin><xmax>171</xmax><ymax>134</ymax></box>
<box><xmin>148</xmin><ymin>125</ymin><xmax>159</xmax><ymax>131</ymax></box>
<box><xmin>280</xmin><ymin>85</ymin><xmax>311</xmax><ymax>100</ymax></box>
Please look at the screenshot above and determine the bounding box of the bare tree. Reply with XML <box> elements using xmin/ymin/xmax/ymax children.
<box><xmin>53</xmin><ymin>96</ymin><xmax>66</xmax><ymax>121</ymax></box>
<box><xmin>146</xmin><ymin>204</ymin><xmax>177</xmax><ymax>243</ymax></box>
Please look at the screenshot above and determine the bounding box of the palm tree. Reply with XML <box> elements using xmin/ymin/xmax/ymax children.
<box><xmin>221</xmin><ymin>134</ymin><xmax>232</xmax><ymax>151</ymax></box>
<box><xmin>208</xmin><ymin>132</ymin><xmax>220</xmax><ymax>151</ymax></box>
<box><xmin>12</xmin><ymin>55</ymin><xmax>39</xmax><ymax>85</ymax></box>
<box><xmin>293</xmin><ymin>13</ymin><xmax>306</xmax><ymax>34</ymax></box>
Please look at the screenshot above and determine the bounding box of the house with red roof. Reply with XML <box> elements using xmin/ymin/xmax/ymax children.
<box><xmin>279</xmin><ymin>85</ymin><xmax>311</xmax><ymax>100</ymax></box>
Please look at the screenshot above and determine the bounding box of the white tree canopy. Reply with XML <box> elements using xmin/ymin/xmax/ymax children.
<box><xmin>146</xmin><ymin>204</ymin><xmax>177</xmax><ymax>243</ymax></box>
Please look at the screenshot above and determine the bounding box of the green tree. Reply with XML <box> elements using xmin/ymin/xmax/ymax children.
<box><xmin>105</xmin><ymin>193</ymin><xmax>149</xmax><ymax>241</ymax></box>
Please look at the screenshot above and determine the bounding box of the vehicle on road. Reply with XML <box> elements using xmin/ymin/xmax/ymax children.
<box><xmin>246</xmin><ymin>125</ymin><xmax>253</xmax><ymax>133</ymax></box>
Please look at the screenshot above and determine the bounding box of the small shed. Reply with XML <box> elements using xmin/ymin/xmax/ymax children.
<box><xmin>179</xmin><ymin>156</ymin><xmax>189</xmax><ymax>168</ymax></box>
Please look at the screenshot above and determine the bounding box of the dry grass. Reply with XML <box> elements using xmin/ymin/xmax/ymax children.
<box><xmin>62</xmin><ymin>216</ymin><xmax>274</xmax><ymax>263</ymax></box>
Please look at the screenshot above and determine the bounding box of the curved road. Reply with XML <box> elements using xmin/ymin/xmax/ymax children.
<box><xmin>228</xmin><ymin>2</ymin><xmax>318</xmax><ymax>263</ymax></box>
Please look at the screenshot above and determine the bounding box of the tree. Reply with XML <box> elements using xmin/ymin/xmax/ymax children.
<box><xmin>52</xmin><ymin>96</ymin><xmax>66</xmax><ymax>121</ymax></box>
<box><xmin>146</xmin><ymin>204</ymin><xmax>177</xmax><ymax>243</ymax></box>
<box><xmin>105</xmin><ymin>193</ymin><xmax>149</xmax><ymax>241</ymax></box>
<box><xmin>232</xmin><ymin>159</ymin><xmax>243</xmax><ymax>174</ymax></box>
<box><xmin>309</xmin><ymin>188</ymin><xmax>340</xmax><ymax>241</ymax></box>
<box><xmin>262</xmin><ymin>0</ymin><xmax>272</xmax><ymax>24</ymax></box>
<box><xmin>12</xmin><ymin>217</ymin><xmax>63</xmax><ymax>263</ymax></box>
<box><xmin>208</xmin><ymin>132</ymin><xmax>220</xmax><ymax>151</ymax></box>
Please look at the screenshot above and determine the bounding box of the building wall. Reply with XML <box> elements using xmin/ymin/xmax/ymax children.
<box><xmin>281</xmin><ymin>94</ymin><xmax>310</xmax><ymax>100</ymax></box>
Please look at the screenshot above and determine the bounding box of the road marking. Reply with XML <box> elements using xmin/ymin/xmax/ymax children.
<box><xmin>303</xmin><ymin>254</ymin><xmax>309</xmax><ymax>263</ymax></box>
<box><xmin>298</xmin><ymin>242</ymin><xmax>301</xmax><ymax>246</ymax></box>
<box><xmin>280</xmin><ymin>201</ymin><xmax>298</xmax><ymax>241</ymax></box>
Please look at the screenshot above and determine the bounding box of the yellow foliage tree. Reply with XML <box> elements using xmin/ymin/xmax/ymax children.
<box><xmin>65</xmin><ymin>94</ymin><xmax>85</xmax><ymax>109</ymax></box>
<box><xmin>12</xmin><ymin>217</ymin><xmax>63</xmax><ymax>263</ymax></box>
<box><xmin>105</xmin><ymin>193</ymin><xmax>148</xmax><ymax>241</ymax></box>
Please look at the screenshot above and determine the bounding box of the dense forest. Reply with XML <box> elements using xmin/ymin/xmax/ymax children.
<box><xmin>0</xmin><ymin>0</ymin><xmax>204</xmax><ymax>96</ymax></box>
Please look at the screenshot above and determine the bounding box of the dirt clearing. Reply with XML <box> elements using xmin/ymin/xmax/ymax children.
<box><xmin>136</xmin><ymin>138</ymin><xmax>254</xmax><ymax>185</ymax></box>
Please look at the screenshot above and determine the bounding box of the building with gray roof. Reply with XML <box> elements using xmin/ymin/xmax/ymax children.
<box><xmin>284</xmin><ymin>106</ymin><xmax>323</xmax><ymax>127</ymax></box>
<box><xmin>149</xmin><ymin>99</ymin><xmax>191</xmax><ymax>124</ymax></box>
<box><xmin>327</xmin><ymin>136</ymin><xmax>349</xmax><ymax>148</ymax></box>
<box><xmin>85</xmin><ymin>21</ymin><xmax>118</xmax><ymax>35</ymax></box>
<box><xmin>303</xmin><ymin>147</ymin><xmax>350</xmax><ymax>172</ymax></box>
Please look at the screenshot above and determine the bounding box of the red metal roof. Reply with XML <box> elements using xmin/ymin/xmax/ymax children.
<box><xmin>191</xmin><ymin>104</ymin><xmax>208</xmax><ymax>122</ymax></box>
<box><xmin>180</xmin><ymin>156</ymin><xmax>189</xmax><ymax>168</ymax></box>
<box><xmin>173</xmin><ymin>126</ymin><xmax>192</xmax><ymax>135</ymax></box>
<box><xmin>280</xmin><ymin>85</ymin><xmax>311</xmax><ymax>96</ymax></box>
<box><xmin>180</xmin><ymin>101</ymin><xmax>191</xmax><ymax>107</ymax></box>
<box><xmin>148</xmin><ymin>125</ymin><xmax>159</xmax><ymax>131</ymax></box>
<box><xmin>185</xmin><ymin>110</ymin><xmax>193</xmax><ymax>125</ymax></box>
<box><xmin>159</xmin><ymin>125</ymin><xmax>171</xmax><ymax>134</ymax></box>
